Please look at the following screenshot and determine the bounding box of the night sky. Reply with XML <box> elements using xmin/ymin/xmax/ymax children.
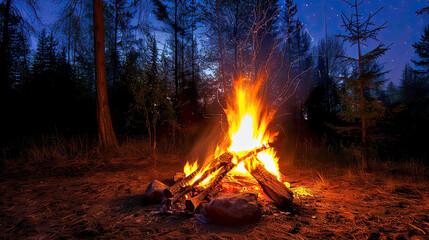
<box><xmin>295</xmin><ymin>0</ymin><xmax>428</xmax><ymax>85</ymax></box>
<box><xmin>36</xmin><ymin>0</ymin><xmax>428</xmax><ymax>85</ymax></box>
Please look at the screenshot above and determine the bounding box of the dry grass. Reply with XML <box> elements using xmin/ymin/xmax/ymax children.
<box><xmin>314</xmin><ymin>171</ymin><xmax>330</xmax><ymax>189</ymax></box>
<box><xmin>1</xmin><ymin>134</ymin><xmax>95</xmax><ymax>168</ymax></box>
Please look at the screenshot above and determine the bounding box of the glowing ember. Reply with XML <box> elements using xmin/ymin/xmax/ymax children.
<box><xmin>184</xmin><ymin>76</ymin><xmax>281</xmax><ymax>187</ymax></box>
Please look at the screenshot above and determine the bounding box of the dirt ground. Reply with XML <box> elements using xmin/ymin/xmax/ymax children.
<box><xmin>1</xmin><ymin>153</ymin><xmax>428</xmax><ymax>239</ymax></box>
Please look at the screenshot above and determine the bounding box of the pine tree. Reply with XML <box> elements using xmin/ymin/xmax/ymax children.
<box><xmin>0</xmin><ymin>0</ymin><xmax>39</xmax><ymax>96</ymax></box>
<box><xmin>55</xmin><ymin>0</ymin><xmax>95</xmax><ymax>92</ymax></box>
<box><xmin>104</xmin><ymin>0</ymin><xmax>136</xmax><ymax>85</ymax></box>
<box><xmin>200</xmin><ymin>0</ymin><xmax>257</xmax><ymax>85</ymax></box>
<box><xmin>400</xmin><ymin>64</ymin><xmax>428</xmax><ymax>107</ymax></box>
<box><xmin>336</xmin><ymin>0</ymin><xmax>390</xmax><ymax>168</ymax></box>
<box><xmin>3</xmin><ymin>9</ymin><xmax>31</xmax><ymax>88</ymax></box>
<box><xmin>305</xmin><ymin>36</ymin><xmax>346</xmax><ymax>139</ymax></box>
<box><xmin>152</xmin><ymin>0</ymin><xmax>183</xmax><ymax>104</ymax></box>
<box><xmin>396</xmin><ymin>63</ymin><xmax>429</xmax><ymax>158</ymax></box>
<box><xmin>281</xmin><ymin>0</ymin><xmax>297</xmax><ymax>58</ymax></box>
<box><xmin>289</xmin><ymin>19</ymin><xmax>311</xmax><ymax>74</ymax></box>
<box><xmin>412</xmin><ymin>26</ymin><xmax>429</xmax><ymax>77</ymax></box>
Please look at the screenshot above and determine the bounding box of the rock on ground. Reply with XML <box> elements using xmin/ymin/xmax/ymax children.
<box><xmin>144</xmin><ymin>180</ymin><xmax>168</xmax><ymax>203</ymax></box>
<box><xmin>206</xmin><ymin>194</ymin><xmax>261</xmax><ymax>226</ymax></box>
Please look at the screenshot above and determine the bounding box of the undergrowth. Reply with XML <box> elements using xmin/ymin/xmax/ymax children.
<box><xmin>1</xmin><ymin>131</ymin><xmax>427</xmax><ymax>182</ymax></box>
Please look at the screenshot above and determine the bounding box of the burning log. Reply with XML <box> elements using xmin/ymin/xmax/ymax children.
<box><xmin>166</xmin><ymin>165</ymin><xmax>223</xmax><ymax>206</ymax></box>
<box><xmin>163</xmin><ymin>152</ymin><xmax>234</xmax><ymax>198</ymax></box>
<box><xmin>246</xmin><ymin>160</ymin><xmax>293</xmax><ymax>209</ymax></box>
<box><xmin>185</xmin><ymin>162</ymin><xmax>236</xmax><ymax>212</ymax></box>
<box><xmin>184</xmin><ymin>144</ymin><xmax>272</xmax><ymax>212</ymax></box>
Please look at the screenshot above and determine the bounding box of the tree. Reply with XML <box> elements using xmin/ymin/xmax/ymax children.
<box><xmin>281</xmin><ymin>0</ymin><xmax>298</xmax><ymax>58</ymax></box>
<box><xmin>93</xmin><ymin>0</ymin><xmax>118</xmax><ymax>148</ymax></box>
<box><xmin>336</xmin><ymin>0</ymin><xmax>390</xmax><ymax>168</ymax></box>
<box><xmin>0</xmin><ymin>4</ymin><xmax>30</xmax><ymax>89</ymax></box>
<box><xmin>305</xmin><ymin>36</ymin><xmax>346</xmax><ymax>139</ymax></box>
<box><xmin>416</xmin><ymin>1</ymin><xmax>429</xmax><ymax>16</ymax></box>
<box><xmin>104</xmin><ymin>0</ymin><xmax>136</xmax><ymax>85</ymax></box>
<box><xmin>392</xmin><ymin>63</ymin><xmax>429</xmax><ymax>158</ymax></box>
<box><xmin>55</xmin><ymin>0</ymin><xmax>96</xmax><ymax>92</ymax></box>
<box><xmin>270</xmin><ymin>0</ymin><xmax>301</xmax><ymax>107</ymax></box>
<box><xmin>289</xmin><ymin>20</ymin><xmax>310</xmax><ymax>74</ymax></box>
<box><xmin>0</xmin><ymin>0</ymin><xmax>39</xmax><ymax>95</ymax></box>
<box><xmin>412</xmin><ymin>26</ymin><xmax>429</xmax><ymax>77</ymax></box>
<box><xmin>200</xmin><ymin>0</ymin><xmax>256</xmax><ymax>88</ymax></box>
<box><xmin>152</xmin><ymin>0</ymin><xmax>182</xmax><ymax>104</ymax></box>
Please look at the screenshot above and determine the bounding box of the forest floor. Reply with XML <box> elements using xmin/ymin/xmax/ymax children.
<box><xmin>1</xmin><ymin>151</ymin><xmax>428</xmax><ymax>239</ymax></box>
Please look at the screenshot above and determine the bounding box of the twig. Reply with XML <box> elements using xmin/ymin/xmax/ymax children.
<box><xmin>409</xmin><ymin>223</ymin><xmax>426</xmax><ymax>235</ymax></box>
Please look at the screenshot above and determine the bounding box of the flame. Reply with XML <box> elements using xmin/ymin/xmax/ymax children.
<box><xmin>184</xmin><ymin>161</ymin><xmax>198</xmax><ymax>177</ymax></box>
<box><xmin>226</xmin><ymin>76</ymin><xmax>279</xmax><ymax>179</ymax></box>
<box><xmin>183</xmin><ymin>76</ymin><xmax>281</xmax><ymax>187</ymax></box>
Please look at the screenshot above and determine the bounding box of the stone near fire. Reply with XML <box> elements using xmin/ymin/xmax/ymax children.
<box><xmin>144</xmin><ymin>180</ymin><xmax>168</xmax><ymax>203</ymax></box>
<box><xmin>206</xmin><ymin>195</ymin><xmax>261</xmax><ymax>226</ymax></box>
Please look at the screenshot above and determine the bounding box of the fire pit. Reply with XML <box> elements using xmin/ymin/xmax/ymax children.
<box><xmin>145</xmin><ymin>77</ymin><xmax>295</xmax><ymax>225</ymax></box>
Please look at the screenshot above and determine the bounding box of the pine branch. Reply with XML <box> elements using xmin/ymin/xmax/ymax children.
<box><xmin>361</xmin><ymin>43</ymin><xmax>391</xmax><ymax>61</ymax></box>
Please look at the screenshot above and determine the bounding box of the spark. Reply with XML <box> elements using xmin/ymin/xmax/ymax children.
<box><xmin>305</xmin><ymin>28</ymin><xmax>314</xmax><ymax>42</ymax></box>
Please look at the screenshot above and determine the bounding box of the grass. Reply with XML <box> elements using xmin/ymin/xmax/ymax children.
<box><xmin>1</xmin><ymin>134</ymin><xmax>94</xmax><ymax>167</ymax></box>
<box><xmin>0</xmin><ymin>129</ymin><xmax>201</xmax><ymax>170</ymax></box>
<box><xmin>2</xmin><ymin>130</ymin><xmax>427</xmax><ymax>188</ymax></box>
<box><xmin>314</xmin><ymin>170</ymin><xmax>330</xmax><ymax>189</ymax></box>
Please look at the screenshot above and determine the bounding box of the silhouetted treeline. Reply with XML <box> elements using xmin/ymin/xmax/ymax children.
<box><xmin>0</xmin><ymin>0</ymin><xmax>428</xmax><ymax>163</ymax></box>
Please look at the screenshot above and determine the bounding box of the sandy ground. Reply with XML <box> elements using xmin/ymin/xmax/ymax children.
<box><xmin>1</xmin><ymin>154</ymin><xmax>428</xmax><ymax>239</ymax></box>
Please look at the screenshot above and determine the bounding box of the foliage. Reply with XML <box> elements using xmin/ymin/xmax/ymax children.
<box><xmin>335</xmin><ymin>1</ymin><xmax>390</xmax><ymax>145</ymax></box>
<box><xmin>412</xmin><ymin>26</ymin><xmax>429</xmax><ymax>77</ymax></box>
<box><xmin>305</xmin><ymin>36</ymin><xmax>347</xmax><ymax>143</ymax></box>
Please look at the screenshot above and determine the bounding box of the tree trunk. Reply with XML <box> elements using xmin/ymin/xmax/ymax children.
<box><xmin>93</xmin><ymin>0</ymin><xmax>118</xmax><ymax>148</ymax></box>
<box><xmin>354</xmin><ymin>0</ymin><xmax>368</xmax><ymax>170</ymax></box>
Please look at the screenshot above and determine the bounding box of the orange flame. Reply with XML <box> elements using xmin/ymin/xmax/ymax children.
<box><xmin>184</xmin><ymin>76</ymin><xmax>281</xmax><ymax>187</ymax></box>
<box><xmin>184</xmin><ymin>161</ymin><xmax>198</xmax><ymax>177</ymax></box>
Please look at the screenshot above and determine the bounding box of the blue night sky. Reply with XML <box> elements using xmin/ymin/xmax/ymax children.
<box><xmin>36</xmin><ymin>0</ymin><xmax>428</xmax><ymax>85</ymax></box>
<box><xmin>294</xmin><ymin>0</ymin><xmax>428</xmax><ymax>85</ymax></box>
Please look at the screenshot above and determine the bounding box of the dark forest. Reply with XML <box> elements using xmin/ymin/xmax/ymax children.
<box><xmin>1</xmin><ymin>0</ymin><xmax>428</xmax><ymax>239</ymax></box>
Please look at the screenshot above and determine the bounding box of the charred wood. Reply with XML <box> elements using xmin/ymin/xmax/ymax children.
<box><xmin>164</xmin><ymin>152</ymin><xmax>234</xmax><ymax>198</ymax></box>
<box><xmin>246</xmin><ymin>161</ymin><xmax>293</xmax><ymax>209</ymax></box>
<box><xmin>185</xmin><ymin>162</ymin><xmax>236</xmax><ymax>212</ymax></box>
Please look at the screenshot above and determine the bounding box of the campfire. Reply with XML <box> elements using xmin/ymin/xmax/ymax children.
<box><xmin>146</xmin><ymin>76</ymin><xmax>294</xmax><ymax>223</ymax></box>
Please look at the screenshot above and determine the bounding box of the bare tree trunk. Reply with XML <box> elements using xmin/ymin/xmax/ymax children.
<box><xmin>354</xmin><ymin>0</ymin><xmax>367</xmax><ymax>169</ymax></box>
<box><xmin>93</xmin><ymin>0</ymin><xmax>118</xmax><ymax>148</ymax></box>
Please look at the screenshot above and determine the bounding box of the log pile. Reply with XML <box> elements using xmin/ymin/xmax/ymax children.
<box><xmin>160</xmin><ymin>144</ymin><xmax>294</xmax><ymax>213</ymax></box>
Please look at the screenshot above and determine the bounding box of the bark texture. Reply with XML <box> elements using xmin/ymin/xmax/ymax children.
<box><xmin>246</xmin><ymin>162</ymin><xmax>293</xmax><ymax>209</ymax></box>
<box><xmin>93</xmin><ymin>0</ymin><xmax>118</xmax><ymax>148</ymax></box>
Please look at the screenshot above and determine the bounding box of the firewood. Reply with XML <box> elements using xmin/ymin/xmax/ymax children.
<box><xmin>184</xmin><ymin>144</ymin><xmax>273</xmax><ymax>212</ymax></box>
<box><xmin>163</xmin><ymin>170</ymin><xmax>198</xmax><ymax>198</ymax></box>
<box><xmin>166</xmin><ymin>165</ymin><xmax>219</xmax><ymax>207</ymax></box>
<box><xmin>185</xmin><ymin>162</ymin><xmax>236</xmax><ymax>212</ymax></box>
<box><xmin>165</xmin><ymin>186</ymin><xmax>193</xmax><ymax>207</ymax></box>
<box><xmin>246</xmin><ymin>161</ymin><xmax>293</xmax><ymax>209</ymax></box>
<box><xmin>163</xmin><ymin>152</ymin><xmax>234</xmax><ymax>198</ymax></box>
